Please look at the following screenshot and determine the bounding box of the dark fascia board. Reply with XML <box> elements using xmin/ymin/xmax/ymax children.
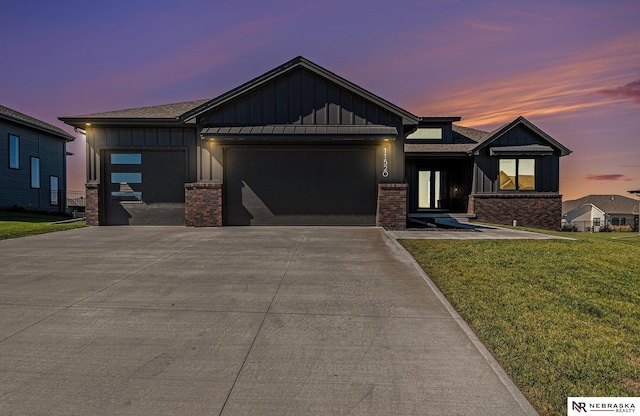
<box><xmin>181</xmin><ymin>56</ymin><xmax>419</xmax><ymax>125</ymax></box>
<box><xmin>58</xmin><ymin>117</ymin><xmax>189</xmax><ymax>129</ymax></box>
<box><xmin>2</xmin><ymin>113</ymin><xmax>74</xmax><ymax>141</ymax></box>
<box><xmin>418</xmin><ymin>116</ymin><xmax>462</xmax><ymax>124</ymax></box>
<box><xmin>471</xmin><ymin>116</ymin><xmax>572</xmax><ymax>156</ymax></box>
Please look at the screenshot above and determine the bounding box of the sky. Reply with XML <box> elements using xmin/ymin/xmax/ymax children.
<box><xmin>1</xmin><ymin>0</ymin><xmax>639</xmax><ymax>201</ymax></box>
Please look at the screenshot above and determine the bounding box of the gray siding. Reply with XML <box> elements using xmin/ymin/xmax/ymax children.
<box><xmin>85</xmin><ymin>126</ymin><xmax>198</xmax><ymax>183</ymax></box>
<box><xmin>1</xmin><ymin>119</ymin><xmax>67</xmax><ymax>212</ymax></box>
<box><xmin>472</xmin><ymin>124</ymin><xmax>561</xmax><ymax>194</ymax></box>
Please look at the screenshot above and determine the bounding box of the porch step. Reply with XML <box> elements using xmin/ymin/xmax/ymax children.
<box><xmin>407</xmin><ymin>213</ymin><xmax>476</xmax><ymax>222</ymax></box>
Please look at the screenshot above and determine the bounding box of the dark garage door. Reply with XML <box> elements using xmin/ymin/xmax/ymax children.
<box><xmin>224</xmin><ymin>148</ymin><xmax>377</xmax><ymax>225</ymax></box>
<box><xmin>104</xmin><ymin>150</ymin><xmax>186</xmax><ymax>225</ymax></box>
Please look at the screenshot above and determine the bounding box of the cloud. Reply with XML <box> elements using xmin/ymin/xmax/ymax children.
<box><xmin>585</xmin><ymin>174</ymin><xmax>634</xmax><ymax>181</ymax></box>
<box><xmin>406</xmin><ymin>32</ymin><xmax>640</xmax><ymax>129</ymax></box>
<box><xmin>599</xmin><ymin>79</ymin><xmax>640</xmax><ymax>104</ymax></box>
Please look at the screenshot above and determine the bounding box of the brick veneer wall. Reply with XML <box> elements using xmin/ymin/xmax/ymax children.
<box><xmin>185</xmin><ymin>182</ymin><xmax>222</xmax><ymax>227</ymax></box>
<box><xmin>85</xmin><ymin>182</ymin><xmax>100</xmax><ymax>226</ymax></box>
<box><xmin>377</xmin><ymin>183</ymin><xmax>407</xmax><ymax>230</ymax></box>
<box><xmin>469</xmin><ymin>193</ymin><xmax>562</xmax><ymax>230</ymax></box>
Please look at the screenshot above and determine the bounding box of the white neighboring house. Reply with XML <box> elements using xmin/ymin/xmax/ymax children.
<box><xmin>562</xmin><ymin>195</ymin><xmax>640</xmax><ymax>232</ymax></box>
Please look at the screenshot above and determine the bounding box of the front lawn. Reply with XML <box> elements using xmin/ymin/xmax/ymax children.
<box><xmin>0</xmin><ymin>211</ymin><xmax>86</xmax><ymax>240</ymax></box>
<box><xmin>400</xmin><ymin>231</ymin><xmax>640</xmax><ymax>416</ymax></box>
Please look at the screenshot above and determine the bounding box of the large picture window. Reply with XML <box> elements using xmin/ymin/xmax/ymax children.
<box><xmin>499</xmin><ymin>158</ymin><xmax>535</xmax><ymax>191</ymax></box>
<box><xmin>9</xmin><ymin>135</ymin><xmax>19</xmax><ymax>169</ymax></box>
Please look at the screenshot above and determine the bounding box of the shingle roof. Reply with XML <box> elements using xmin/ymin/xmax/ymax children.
<box><xmin>61</xmin><ymin>99</ymin><xmax>210</xmax><ymax>120</ymax></box>
<box><xmin>563</xmin><ymin>195</ymin><xmax>640</xmax><ymax>215</ymax></box>
<box><xmin>405</xmin><ymin>124</ymin><xmax>488</xmax><ymax>154</ymax></box>
<box><xmin>1</xmin><ymin>104</ymin><xmax>74</xmax><ymax>141</ymax></box>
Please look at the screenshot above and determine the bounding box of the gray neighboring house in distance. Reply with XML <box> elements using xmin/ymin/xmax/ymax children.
<box><xmin>60</xmin><ymin>56</ymin><xmax>571</xmax><ymax>229</ymax></box>
<box><xmin>562</xmin><ymin>194</ymin><xmax>640</xmax><ymax>231</ymax></box>
<box><xmin>1</xmin><ymin>104</ymin><xmax>74</xmax><ymax>213</ymax></box>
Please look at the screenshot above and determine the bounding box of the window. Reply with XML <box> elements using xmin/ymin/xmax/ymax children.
<box><xmin>499</xmin><ymin>158</ymin><xmax>535</xmax><ymax>191</ymax></box>
<box><xmin>111</xmin><ymin>172</ymin><xmax>142</xmax><ymax>183</ymax></box>
<box><xmin>593</xmin><ymin>218</ymin><xmax>600</xmax><ymax>227</ymax></box>
<box><xmin>31</xmin><ymin>157</ymin><xmax>40</xmax><ymax>188</ymax></box>
<box><xmin>111</xmin><ymin>153</ymin><xmax>141</xmax><ymax>164</ymax></box>
<box><xmin>418</xmin><ymin>170</ymin><xmax>446</xmax><ymax>209</ymax></box>
<box><xmin>406</xmin><ymin>128</ymin><xmax>442</xmax><ymax>140</ymax></box>
<box><xmin>9</xmin><ymin>135</ymin><xmax>19</xmax><ymax>169</ymax></box>
<box><xmin>50</xmin><ymin>176</ymin><xmax>59</xmax><ymax>205</ymax></box>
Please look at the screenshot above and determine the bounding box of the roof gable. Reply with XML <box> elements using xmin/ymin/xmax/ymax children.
<box><xmin>2</xmin><ymin>104</ymin><xmax>74</xmax><ymax>141</ymax></box>
<box><xmin>181</xmin><ymin>56</ymin><xmax>418</xmax><ymax>125</ymax></box>
<box><xmin>472</xmin><ymin>116</ymin><xmax>571</xmax><ymax>156</ymax></box>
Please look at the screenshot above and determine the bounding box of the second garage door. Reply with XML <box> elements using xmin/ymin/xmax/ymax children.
<box><xmin>224</xmin><ymin>148</ymin><xmax>377</xmax><ymax>225</ymax></box>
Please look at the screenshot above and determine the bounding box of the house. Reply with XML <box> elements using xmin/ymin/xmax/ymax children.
<box><xmin>59</xmin><ymin>56</ymin><xmax>571</xmax><ymax>229</ymax></box>
<box><xmin>562</xmin><ymin>195</ymin><xmax>640</xmax><ymax>231</ymax></box>
<box><xmin>1</xmin><ymin>104</ymin><xmax>74</xmax><ymax>213</ymax></box>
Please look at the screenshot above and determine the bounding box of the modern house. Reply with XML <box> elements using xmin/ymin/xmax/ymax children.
<box><xmin>562</xmin><ymin>194</ymin><xmax>640</xmax><ymax>231</ymax></box>
<box><xmin>60</xmin><ymin>56</ymin><xmax>571</xmax><ymax>229</ymax></box>
<box><xmin>1</xmin><ymin>104</ymin><xmax>74</xmax><ymax>213</ymax></box>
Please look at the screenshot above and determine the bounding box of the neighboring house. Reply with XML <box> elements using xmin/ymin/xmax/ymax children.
<box><xmin>562</xmin><ymin>195</ymin><xmax>640</xmax><ymax>231</ymax></box>
<box><xmin>60</xmin><ymin>56</ymin><xmax>571</xmax><ymax>229</ymax></box>
<box><xmin>1</xmin><ymin>104</ymin><xmax>74</xmax><ymax>213</ymax></box>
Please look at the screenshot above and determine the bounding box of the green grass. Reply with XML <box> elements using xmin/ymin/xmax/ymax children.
<box><xmin>0</xmin><ymin>211</ymin><xmax>86</xmax><ymax>240</ymax></box>
<box><xmin>400</xmin><ymin>231</ymin><xmax>640</xmax><ymax>416</ymax></box>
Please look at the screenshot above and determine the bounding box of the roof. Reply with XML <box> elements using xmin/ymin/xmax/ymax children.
<box><xmin>405</xmin><ymin>124</ymin><xmax>486</xmax><ymax>154</ymax></box>
<box><xmin>471</xmin><ymin>116</ymin><xmax>571</xmax><ymax>156</ymax></box>
<box><xmin>59</xmin><ymin>99</ymin><xmax>210</xmax><ymax>128</ymax></box>
<box><xmin>1</xmin><ymin>104</ymin><xmax>74</xmax><ymax>141</ymax></box>
<box><xmin>181</xmin><ymin>56</ymin><xmax>419</xmax><ymax>125</ymax></box>
<box><xmin>563</xmin><ymin>195</ymin><xmax>640</xmax><ymax>216</ymax></box>
<box><xmin>201</xmin><ymin>125</ymin><xmax>397</xmax><ymax>141</ymax></box>
<box><xmin>489</xmin><ymin>144</ymin><xmax>555</xmax><ymax>156</ymax></box>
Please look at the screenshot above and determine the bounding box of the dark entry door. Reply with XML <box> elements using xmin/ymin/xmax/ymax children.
<box><xmin>104</xmin><ymin>151</ymin><xmax>186</xmax><ymax>225</ymax></box>
<box><xmin>224</xmin><ymin>148</ymin><xmax>377</xmax><ymax>225</ymax></box>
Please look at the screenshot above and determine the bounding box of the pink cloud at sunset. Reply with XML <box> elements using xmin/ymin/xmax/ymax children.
<box><xmin>585</xmin><ymin>174</ymin><xmax>634</xmax><ymax>182</ymax></box>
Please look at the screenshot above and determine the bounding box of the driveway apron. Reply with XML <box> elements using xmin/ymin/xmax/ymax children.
<box><xmin>0</xmin><ymin>226</ymin><xmax>537</xmax><ymax>415</ymax></box>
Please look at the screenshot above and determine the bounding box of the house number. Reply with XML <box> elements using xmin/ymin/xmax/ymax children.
<box><xmin>382</xmin><ymin>148</ymin><xmax>389</xmax><ymax>177</ymax></box>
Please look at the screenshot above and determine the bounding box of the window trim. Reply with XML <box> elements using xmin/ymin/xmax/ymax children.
<box><xmin>499</xmin><ymin>157</ymin><xmax>535</xmax><ymax>191</ymax></box>
<box><xmin>30</xmin><ymin>157</ymin><xmax>40</xmax><ymax>189</ymax></box>
<box><xmin>9</xmin><ymin>134</ymin><xmax>20</xmax><ymax>169</ymax></box>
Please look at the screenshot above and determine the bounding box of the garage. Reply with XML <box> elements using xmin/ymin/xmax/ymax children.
<box><xmin>104</xmin><ymin>150</ymin><xmax>186</xmax><ymax>225</ymax></box>
<box><xmin>223</xmin><ymin>148</ymin><xmax>377</xmax><ymax>225</ymax></box>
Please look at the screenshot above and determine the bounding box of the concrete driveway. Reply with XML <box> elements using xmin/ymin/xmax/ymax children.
<box><xmin>0</xmin><ymin>226</ymin><xmax>537</xmax><ymax>415</ymax></box>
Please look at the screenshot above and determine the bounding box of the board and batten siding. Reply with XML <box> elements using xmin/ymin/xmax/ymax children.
<box><xmin>199</xmin><ymin>68</ymin><xmax>400</xmax><ymax>127</ymax></box>
<box><xmin>472</xmin><ymin>124</ymin><xmax>561</xmax><ymax>194</ymax></box>
<box><xmin>85</xmin><ymin>126</ymin><xmax>198</xmax><ymax>183</ymax></box>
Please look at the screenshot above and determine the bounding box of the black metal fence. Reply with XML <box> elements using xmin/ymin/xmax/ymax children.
<box><xmin>65</xmin><ymin>190</ymin><xmax>86</xmax><ymax>217</ymax></box>
<box><xmin>562</xmin><ymin>220</ymin><xmax>638</xmax><ymax>232</ymax></box>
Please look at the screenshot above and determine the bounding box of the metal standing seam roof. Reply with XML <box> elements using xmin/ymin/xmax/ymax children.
<box><xmin>201</xmin><ymin>125</ymin><xmax>398</xmax><ymax>140</ymax></box>
<box><xmin>489</xmin><ymin>144</ymin><xmax>555</xmax><ymax>155</ymax></box>
<box><xmin>1</xmin><ymin>104</ymin><xmax>74</xmax><ymax>141</ymax></box>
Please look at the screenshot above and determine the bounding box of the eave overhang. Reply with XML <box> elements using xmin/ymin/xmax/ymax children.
<box><xmin>489</xmin><ymin>144</ymin><xmax>555</xmax><ymax>156</ymax></box>
<box><xmin>58</xmin><ymin>117</ymin><xmax>190</xmax><ymax>129</ymax></box>
<box><xmin>201</xmin><ymin>124</ymin><xmax>397</xmax><ymax>142</ymax></box>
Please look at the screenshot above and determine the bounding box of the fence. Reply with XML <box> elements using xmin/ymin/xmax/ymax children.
<box><xmin>562</xmin><ymin>220</ymin><xmax>638</xmax><ymax>233</ymax></box>
<box><xmin>65</xmin><ymin>190</ymin><xmax>86</xmax><ymax>217</ymax></box>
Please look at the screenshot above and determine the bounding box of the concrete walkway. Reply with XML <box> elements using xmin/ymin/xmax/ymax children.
<box><xmin>0</xmin><ymin>227</ymin><xmax>538</xmax><ymax>415</ymax></box>
<box><xmin>390</xmin><ymin>226</ymin><xmax>573</xmax><ymax>240</ymax></box>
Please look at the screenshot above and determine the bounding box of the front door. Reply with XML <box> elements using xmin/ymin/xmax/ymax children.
<box><xmin>418</xmin><ymin>170</ymin><xmax>448</xmax><ymax>210</ymax></box>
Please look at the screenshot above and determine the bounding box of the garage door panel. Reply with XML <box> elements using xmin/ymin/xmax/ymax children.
<box><xmin>224</xmin><ymin>149</ymin><xmax>376</xmax><ymax>226</ymax></box>
<box><xmin>104</xmin><ymin>151</ymin><xmax>186</xmax><ymax>225</ymax></box>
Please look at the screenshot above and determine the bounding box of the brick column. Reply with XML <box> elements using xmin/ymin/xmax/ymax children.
<box><xmin>85</xmin><ymin>182</ymin><xmax>100</xmax><ymax>226</ymax></box>
<box><xmin>376</xmin><ymin>183</ymin><xmax>407</xmax><ymax>230</ymax></box>
<box><xmin>185</xmin><ymin>182</ymin><xmax>222</xmax><ymax>227</ymax></box>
